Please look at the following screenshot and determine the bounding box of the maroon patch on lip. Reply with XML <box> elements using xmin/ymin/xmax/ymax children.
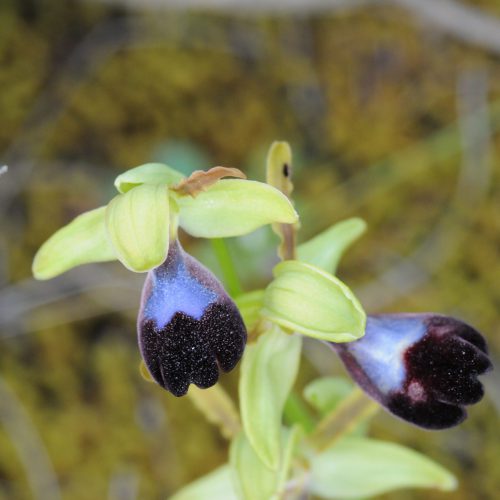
<box><xmin>386</xmin><ymin>316</ymin><xmax>492</xmax><ymax>429</ymax></box>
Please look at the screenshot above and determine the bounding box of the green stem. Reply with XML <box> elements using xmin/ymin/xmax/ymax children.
<box><xmin>283</xmin><ymin>392</ymin><xmax>316</xmax><ymax>433</ymax></box>
<box><xmin>211</xmin><ymin>238</ymin><xmax>243</xmax><ymax>297</ymax></box>
<box><xmin>309</xmin><ymin>388</ymin><xmax>379</xmax><ymax>451</ymax></box>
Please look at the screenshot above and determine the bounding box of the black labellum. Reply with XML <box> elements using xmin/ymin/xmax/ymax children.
<box><xmin>138</xmin><ymin>240</ymin><xmax>247</xmax><ymax>396</ymax></box>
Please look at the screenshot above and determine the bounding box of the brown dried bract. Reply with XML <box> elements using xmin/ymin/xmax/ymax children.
<box><xmin>172</xmin><ymin>166</ymin><xmax>246</xmax><ymax>197</ymax></box>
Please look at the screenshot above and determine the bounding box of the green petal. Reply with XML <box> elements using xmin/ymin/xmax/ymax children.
<box><xmin>177</xmin><ymin>179</ymin><xmax>298</xmax><ymax>238</ymax></box>
<box><xmin>114</xmin><ymin>162</ymin><xmax>185</xmax><ymax>193</ymax></box>
<box><xmin>105</xmin><ymin>183</ymin><xmax>170</xmax><ymax>272</ymax></box>
<box><xmin>310</xmin><ymin>437</ymin><xmax>457</xmax><ymax>499</ymax></box>
<box><xmin>32</xmin><ymin>206</ymin><xmax>116</xmax><ymax>280</ymax></box>
<box><xmin>262</xmin><ymin>260</ymin><xmax>365</xmax><ymax>342</ymax></box>
<box><xmin>297</xmin><ymin>218</ymin><xmax>367</xmax><ymax>274</ymax></box>
<box><xmin>239</xmin><ymin>326</ymin><xmax>302</xmax><ymax>470</ymax></box>
<box><xmin>170</xmin><ymin>465</ymin><xmax>238</xmax><ymax>500</ymax></box>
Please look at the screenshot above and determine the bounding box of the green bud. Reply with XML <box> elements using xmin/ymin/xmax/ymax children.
<box><xmin>32</xmin><ymin>206</ymin><xmax>116</xmax><ymax>280</ymax></box>
<box><xmin>176</xmin><ymin>179</ymin><xmax>298</xmax><ymax>238</ymax></box>
<box><xmin>105</xmin><ymin>183</ymin><xmax>170</xmax><ymax>272</ymax></box>
<box><xmin>114</xmin><ymin>162</ymin><xmax>185</xmax><ymax>193</ymax></box>
<box><xmin>266</xmin><ymin>141</ymin><xmax>293</xmax><ymax>198</ymax></box>
<box><xmin>262</xmin><ymin>260</ymin><xmax>366</xmax><ymax>342</ymax></box>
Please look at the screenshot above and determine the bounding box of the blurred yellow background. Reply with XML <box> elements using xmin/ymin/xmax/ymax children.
<box><xmin>0</xmin><ymin>0</ymin><xmax>499</xmax><ymax>499</ymax></box>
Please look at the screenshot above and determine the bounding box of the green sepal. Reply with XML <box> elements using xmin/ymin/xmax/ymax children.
<box><xmin>170</xmin><ymin>465</ymin><xmax>238</xmax><ymax>500</ymax></box>
<box><xmin>176</xmin><ymin>179</ymin><xmax>298</xmax><ymax>238</ymax></box>
<box><xmin>105</xmin><ymin>183</ymin><xmax>170</xmax><ymax>272</ymax></box>
<box><xmin>32</xmin><ymin>206</ymin><xmax>116</xmax><ymax>280</ymax></box>
<box><xmin>262</xmin><ymin>260</ymin><xmax>366</xmax><ymax>342</ymax></box>
<box><xmin>297</xmin><ymin>218</ymin><xmax>366</xmax><ymax>274</ymax></box>
<box><xmin>310</xmin><ymin>437</ymin><xmax>457</xmax><ymax>499</ymax></box>
<box><xmin>114</xmin><ymin>162</ymin><xmax>185</xmax><ymax>193</ymax></box>
<box><xmin>239</xmin><ymin>326</ymin><xmax>302</xmax><ymax>470</ymax></box>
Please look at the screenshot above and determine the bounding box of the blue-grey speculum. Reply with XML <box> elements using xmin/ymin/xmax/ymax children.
<box><xmin>138</xmin><ymin>240</ymin><xmax>247</xmax><ymax>396</ymax></box>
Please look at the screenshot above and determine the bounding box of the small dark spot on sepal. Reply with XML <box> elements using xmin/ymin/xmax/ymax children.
<box><xmin>137</xmin><ymin>241</ymin><xmax>247</xmax><ymax>397</ymax></box>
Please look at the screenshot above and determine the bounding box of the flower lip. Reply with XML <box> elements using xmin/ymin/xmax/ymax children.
<box><xmin>138</xmin><ymin>240</ymin><xmax>247</xmax><ymax>396</ymax></box>
<box><xmin>331</xmin><ymin>313</ymin><xmax>493</xmax><ymax>429</ymax></box>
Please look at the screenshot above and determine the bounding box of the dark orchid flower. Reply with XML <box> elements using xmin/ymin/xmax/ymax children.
<box><xmin>331</xmin><ymin>314</ymin><xmax>493</xmax><ymax>429</ymax></box>
<box><xmin>138</xmin><ymin>240</ymin><xmax>247</xmax><ymax>397</ymax></box>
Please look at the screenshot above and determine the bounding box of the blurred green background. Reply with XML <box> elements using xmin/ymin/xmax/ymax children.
<box><xmin>0</xmin><ymin>0</ymin><xmax>499</xmax><ymax>499</ymax></box>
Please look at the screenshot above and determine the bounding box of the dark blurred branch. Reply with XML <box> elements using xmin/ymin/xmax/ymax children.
<box><xmin>356</xmin><ymin>70</ymin><xmax>492</xmax><ymax>310</ymax></box>
<box><xmin>87</xmin><ymin>0</ymin><xmax>376</xmax><ymax>14</ymax></box>
<box><xmin>88</xmin><ymin>0</ymin><xmax>500</xmax><ymax>55</ymax></box>
<box><xmin>0</xmin><ymin>377</ymin><xmax>61</xmax><ymax>500</ymax></box>
<box><xmin>0</xmin><ymin>266</ymin><xmax>141</xmax><ymax>336</ymax></box>
<box><xmin>393</xmin><ymin>0</ymin><xmax>500</xmax><ymax>56</ymax></box>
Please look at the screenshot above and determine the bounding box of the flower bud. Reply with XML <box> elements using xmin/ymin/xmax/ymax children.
<box><xmin>331</xmin><ymin>314</ymin><xmax>492</xmax><ymax>429</ymax></box>
<box><xmin>138</xmin><ymin>240</ymin><xmax>247</xmax><ymax>396</ymax></box>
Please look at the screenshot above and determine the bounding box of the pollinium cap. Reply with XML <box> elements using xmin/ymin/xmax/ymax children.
<box><xmin>332</xmin><ymin>314</ymin><xmax>492</xmax><ymax>429</ymax></box>
<box><xmin>138</xmin><ymin>240</ymin><xmax>247</xmax><ymax>396</ymax></box>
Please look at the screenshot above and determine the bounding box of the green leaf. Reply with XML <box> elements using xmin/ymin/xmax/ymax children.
<box><xmin>303</xmin><ymin>377</ymin><xmax>355</xmax><ymax>416</ymax></box>
<box><xmin>114</xmin><ymin>162</ymin><xmax>185</xmax><ymax>193</ymax></box>
<box><xmin>230</xmin><ymin>432</ymin><xmax>277</xmax><ymax>500</ymax></box>
<box><xmin>170</xmin><ymin>465</ymin><xmax>238</xmax><ymax>500</ymax></box>
<box><xmin>239</xmin><ymin>327</ymin><xmax>302</xmax><ymax>469</ymax></box>
<box><xmin>234</xmin><ymin>290</ymin><xmax>264</xmax><ymax>331</ymax></box>
<box><xmin>105</xmin><ymin>183</ymin><xmax>170</xmax><ymax>272</ymax></box>
<box><xmin>262</xmin><ymin>260</ymin><xmax>366</xmax><ymax>342</ymax></box>
<box><xmin>32</xmin><ymin>206</ymin><xmax>116</xmax><ymax>280</ymax></box>
<box><xmin>310</xmin><ymin>437</ymin><xmax>457</xmax><ymax>499</ymax></box>
<box><xmin>176</xmin><ymin>179</ymin><xmax>298</xmax><ymax>238</ymax></box>
<box><xmin>297</xmin><ymin>218</ymin><xmax>366</xmax><ymax>274</ymax></box>
<box><xmin>230</xmin><ymin>427</ymin><xmax>301</xmax><ymax>500</ymax></box>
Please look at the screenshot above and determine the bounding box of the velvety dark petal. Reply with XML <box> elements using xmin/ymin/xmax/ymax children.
<box><xmin>331</xmin><ymin>313</ymin><xmax>492</xmax><ymax>429</ymax></box>
<box><xmin>207</xmin><ymin>302</ymin><xmax>247</xmax><ymax>372</ymax></box>
<box><xmin>427</xmin><ymin>315</ymin><xmax>489</xmax><ymax>354</ymax></box>
<box><xmin>138</xmin><ymin>240</ymin><xmax>247</xmax><ymax>396</ymax></box>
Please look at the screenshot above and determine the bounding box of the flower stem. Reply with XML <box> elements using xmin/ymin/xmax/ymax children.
<box><xmin>283</xmin><ymin>392</ymin><xmax>316</xmax><ymax>433</ymax></box>
<box><xmin>210</xmin><ymin>238</ymin><xmax>243</xmax><ymax>297</ymax></box>
<box><xmin>309</xmin><ymin>388</ymin><xmax>379</xmax><ymax>451</ymax></box>
<box><xmin>188</xmin><ymin>385</ymin><xmax>241</xmax><ymax>440</ymax></box>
